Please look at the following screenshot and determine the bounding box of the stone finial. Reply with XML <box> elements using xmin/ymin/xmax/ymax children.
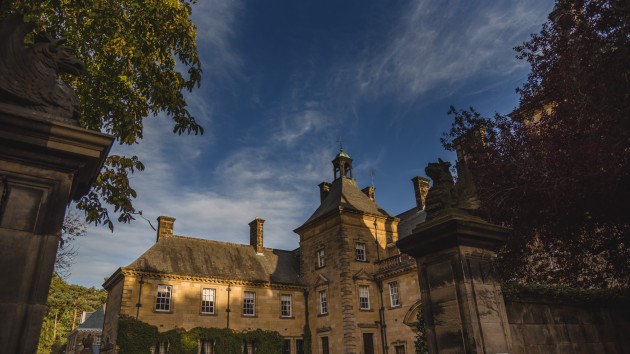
<box><xmin>411</xmin><ymin>176</ymin><xmax>430</xmax><ymax>210</ymax></box>
<box><xmin>361</xmin><ymin>185</ymin><xmax>375</xmax><ymax>202</ymax></box>
<box><xmin>156</xmin><ymin>216</ymin><xmax>175</xmax><ymax>242</ymax></box>
<box><xmin>0</xmin><ymin>14</ymin><xmax>85</xmax><ymax>123</ymax></box>
<box><xmin>249</xmin><ymin>217</ymin><xmax>265</xmax><ymax>254</ymax></box>
<box><xmin>319</xmin><ymin>182</ymin><xmax>331</xmax><ymax>203</ymax></box>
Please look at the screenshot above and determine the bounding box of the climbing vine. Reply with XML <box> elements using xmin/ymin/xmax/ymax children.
<box><xmin>302</xmin><ymin>322</ymin><xmax>312</xmax><ymax>354</ymax></box>
<box><xmin>117</xmin><ymin>318</ymin><xmax>285</xmax><ymax>354</ymax></box>
<box><xmin>414</xmin><ymin>303</ymin><xmax>428</xmax><ymax>354</ymax></box>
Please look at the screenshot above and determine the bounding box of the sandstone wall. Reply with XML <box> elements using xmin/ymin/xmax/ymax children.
<box><xmin>506</xmin><ymin>297</ymin><xmax>630</xmax><ymax>354</ymax></box>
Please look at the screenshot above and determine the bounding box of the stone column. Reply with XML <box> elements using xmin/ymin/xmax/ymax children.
<box><xmin>397</xmin><ymin>210</ymin><xmax>512</xmax><ymax>354</ymax></box>
<box><xmin>0</xmin><ymin>105</ymin><xmax>113</xmax><ymax>353</ymax></box>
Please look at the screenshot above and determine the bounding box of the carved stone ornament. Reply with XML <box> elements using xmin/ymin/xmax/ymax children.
<box><xmin>0</xmin><ymin>14</ymin><xmax>85</xmax><ymax>123</ymax></box>
<box><xmin>424</xmin><ymin>158</ymin><xmax>480</xmax><ymax>219</ymax></box>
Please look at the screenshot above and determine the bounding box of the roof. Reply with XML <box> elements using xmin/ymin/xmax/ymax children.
<box><xmin>125</xmin><ymin>236</ymin><xmax>302</xmax><ymax>285</ymax></box>
<box><xmin>303</xmin><ymin>177</ymin><xmax>392</xmax><ymax>225</ymax></box>
<box><xmin>396</xmin><ymin>206</ymin><xmax>427</xmax><ymax>239</ymax></box>
<box><xmin>77</xmin><ymin>306</ymin><xmax>105</xmax><ymax>331</ymax></box>
<box><xmin>336</xmin><ymin>150</ymin><xmax>351</xmax><ymax>159</ymax></box>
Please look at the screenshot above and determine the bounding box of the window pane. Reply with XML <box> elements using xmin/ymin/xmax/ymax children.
<box><xmin>319</xmin><ymin>290</ymin><xmax>328</xmax><ymax>314</ymax></box>
<box><xmin>395</xmin><ymin>345</ymin><xmax>406</xmax><ymax>354</ymax></box>
<box><xmin>296</xmin><ymin>339</ymin><xmax>304</xmax><ymax>354</ymax></box>
<box><xmin>389</xmin><ymin>281</ymin><xmax>400</xmax><ymax>307</ymax></box>
<box><xmin>321</xmin><ymin>337</ymin><xmax>329</xmax><ymax>354</ymax></box>
<box><xmin>317</xmin><ymin>249</ymin><xmax>326</xmax><ymax>268</ymax></box>
<box><xmin>359</xmin><ymin>285</ymin><xmax>370</xmax><ymax>310</ymax></box>
<box><xmin>355</xmin><ymin>243</ymin><xmax>366</xmax><ymax>261</ymax></box>
<box><xmin>202</xmin><ymin>288</ymin><xmax>215</xmax><ymax>314</ymax></box>
<box><xmin>281</xmin><ymin>294</ymin><xmax>292</xmax><ymax>317</ymax></box>
<box><xmin>155</xmin><ymin>285</ymin><xmax>172</xmax><ymax>312</ymax></box>
<box><xmin>282</xmin><ymin>339</ymin><xmax>291</xmax><ymax>354</ymax></box>
<box><xmin>243</xmin><ymin>291</ymin><xmax>255</xmax><ymax>315</ymax></box>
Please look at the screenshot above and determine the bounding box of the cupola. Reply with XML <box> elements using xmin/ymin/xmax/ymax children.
<box><xmin>332</xmin><ymin>148</ymin><xmax>353</xmax><ymax>180</ymax></box>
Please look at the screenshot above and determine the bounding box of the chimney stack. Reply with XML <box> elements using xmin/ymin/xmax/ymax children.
<box><xmin>319</xmin><ymin>182</ymin><xmax>331</xmax><ymax>203</ymax></box>
<box><xmin>249</xmin><ymin>217</ymin><xmax>265</xmax><ymax>254</ymax></box>
<box><xmin>411</xmin><ymin>176</ymin><xmax>430</xmax><ymax>210</ymax></box>
<box><xmin>156</xmin><ymin>216</ymin><xmax>176</xmax><ymax>242</ymax></box>
<box><xmin>361</xmin><ymin>186</ymin><xmax>375</xmax><ymax>202</ymax></box>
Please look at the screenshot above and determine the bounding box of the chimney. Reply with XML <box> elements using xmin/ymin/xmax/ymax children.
<box><xmin>411</xmin><ymin>176</ymin><xmax>430</xmax><ymax>210</ymax></box>
<box><xmin>156</xmin><ymin>216</ymin><xmax>176</xmax><ymax>242</ymax></box>
<box><xmin>319</xmin><ymin>182</ymin><xmax>331</xmax><ymax>203</ymax></box>
<box><xmin>361</xmin><ymin>186</ymin><xmax>375</xmax><ymax>202</ymax></box>
<box><xmin>249</xmin><ymin>217</ymin><xmax>265</xmax><ymax>254</ymax></box>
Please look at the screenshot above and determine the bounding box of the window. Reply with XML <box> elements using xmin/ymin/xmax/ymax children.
<box><xmin>201</xmin><ymin>288</ymin><xmax>216</xmax><ymax>314</ymax></box>
<box><xmin>317</xmin><ymin>248</ymin><xmax>326</xmax><ymax>268</ymax></box>
<box><xmin>359</xmin><ymin>285</ymin><xmax>370</xmax><ymax>310</ymax></box>
<box><xmin>281</xmin><ymin>294</ymin><xmax>292</xmax><ymax>317</ymax></box>
<box><xmin>321</xmin><ymin>337</ymin><xmax>329</xmax><ymax>354</ymax></box>
<box><xmin>394</xmin><ymin>345</ymin><xmax>406</xmax><ymax>354</ymax></box>
<box><xmin>155</xmin><ymin>285</ymin><xmax>172</xmax><ymax>312</ymax></box>
<box><xmin>319</xmin><ymin>290</ymin><xmax>328</xmax><ymax>315</ymax></box>
<box><xmin>243</xmin><ymin>291</ymin><xmax>256</xmax><ymax>316</ymax></box>
<box><xmin>355</xmin><ymin>242</ymin><xmax>366</xmax><ymax>261</ymax></box>
<box><xmin>389</xmin><ymin>281</ymin><xmax>401</xmax><ymax>307</ymax></box>
<box><xmin>283</xmin><ymin>339</ymin><xmax>291</xmax><ymax>354</ymax></box>
<box><xmin>200</xmin><ymin>339</ymin><xmax>214</xmax><ymax>354</ymax></box>
<box><xmin>95</xmin><ymin>336</ymin><xmax>102</xmax><ymax>345</ymax></box>
<box><xmin>296</xmin><ymin>339</ymin><xmax>304</xmax><ymax>354</ymax></box>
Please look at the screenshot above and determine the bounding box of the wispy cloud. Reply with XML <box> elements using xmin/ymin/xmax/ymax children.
<box><xmin>192</xmin><ymin>0</ymin><xmax>244</xmax><ymax>83</ymax></box>
<box><xmin>275</xmin><ymin>104</ymin><xmax>332</xmax><ymax>145</ymax></box>
<box><xmin>350</xmin><ymin>0</ymin><xmax>550</xmax><ymax>100</ymax></box>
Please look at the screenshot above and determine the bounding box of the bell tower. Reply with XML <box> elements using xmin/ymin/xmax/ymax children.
<box><xmin>332</xmin><ymin>148</ymin><xmax>353</xmax><ymax>180</ymax></box>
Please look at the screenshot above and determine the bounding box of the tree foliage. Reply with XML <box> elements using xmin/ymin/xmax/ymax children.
<box><xmin>1</xmin><ymin>0</ymin><xmax>203</xmax><ymax>230</ymax></box>
<box><xmin>37</xmin><ymin>274</ymin><xmax>107</xmax><ymax>354</ymax></box>
<box><xmin>442</xmin><ymin>0</ymin><xmax>629</xmax><ymax>288</ymax></box>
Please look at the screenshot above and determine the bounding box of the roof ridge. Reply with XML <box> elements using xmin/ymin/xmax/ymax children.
<box><xmin>167</xmin><ymin>234</ymin><xmax>294</xmax><ymax>253</ymax></box>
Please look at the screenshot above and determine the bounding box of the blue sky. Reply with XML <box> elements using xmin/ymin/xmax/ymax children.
<box><xmin>68</xmin><ymin>0</ymin><xmax>555</xmax><ymax>288</ymax></box>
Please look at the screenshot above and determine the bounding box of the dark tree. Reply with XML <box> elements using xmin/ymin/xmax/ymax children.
<box><xmin>442</xmin><ymin>0</ymin><xmax>629</xmax><ymax>288</ymax></box>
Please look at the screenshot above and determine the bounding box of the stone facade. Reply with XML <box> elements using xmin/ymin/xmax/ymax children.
<box><xmin>102</xmin><ymin>150</ymin><xmax>425</xmax><ymax>353</ymax></box>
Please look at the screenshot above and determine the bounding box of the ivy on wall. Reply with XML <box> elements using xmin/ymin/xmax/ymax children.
<box><xmin>117</xmin><ymin>317</ymin><xmax>285</xmax><ymax>354</ymax></box>
<box><xmin>414</xmin><ymin>303</ymin><xmax>428</xmax><ymax>354</ymax></box>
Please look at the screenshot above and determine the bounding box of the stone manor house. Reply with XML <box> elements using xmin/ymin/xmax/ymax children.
<box><xmin>102</xmin><ymin>150</ymin><xmax>431</xmax><ymax>354</ymax></box>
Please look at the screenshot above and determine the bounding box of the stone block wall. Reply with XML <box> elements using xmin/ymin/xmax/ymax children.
<box><xmin>506</xmin><ymin>298</ymin><xmax>630</xmax><ymax>354</ymax></box>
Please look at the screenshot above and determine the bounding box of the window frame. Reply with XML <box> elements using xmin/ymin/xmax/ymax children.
<box><xmin>155</xmin><ymin>284</ymin><xmax>172</xmax><ymax>312</ymax></box>
<box><xmin>242</xmin><ymin>291</ymin><xmax>256</xmax><ymax>316</ymax></box>
<box><xmin>281</xmin><ymin>294</ymin><xmax>293</xmax><ymax>318</ymax></box>
<box><xmin>359</xmin><ymin>285</ymin><xmax>371</xmax><ymax>310</ymax></box>
<box><xmin>388</xmin><ymin>281</ymin><xmax>401</xmax><ymax>308</ymax></box>
<box><xmin>201</xmin><ymin>288</ymin><xmax>216</xmax><ymax>314</ymax></box>
<box><xmin>317</xmin><ymin>248</ymin><xmax>326</xmax><ymax>268</ymax></box>
<box><xmin>355</xmin><ymin>242</ymin><xmax>367</xmax><ymax>261</ymax></box>
<box><xmin>319</xmin><ymin>290</ymin><xmax>328</xmax><ymax>315</ymax></box>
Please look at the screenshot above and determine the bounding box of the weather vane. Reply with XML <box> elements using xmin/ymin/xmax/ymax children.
<box><xmin>337</xmin><ymin>137</ymin><xmax>343</xmax><ymax>152</ymax></box>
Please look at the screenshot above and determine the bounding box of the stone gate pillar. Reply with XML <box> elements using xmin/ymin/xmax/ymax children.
<box><xmin>397</xmin><ymin>210</ymin><xmax>512</xmax><ymax>354</ymax></box>
<box><xmin>0</xmin><ymin>105</ymin><xmax>113</xmax><ymax>353</ymax></box>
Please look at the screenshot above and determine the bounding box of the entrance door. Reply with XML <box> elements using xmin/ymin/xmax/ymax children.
<box><xmin>363</xmin><ymin>333</ymin><xmax>374</xmax><ymax>354</ymax></box>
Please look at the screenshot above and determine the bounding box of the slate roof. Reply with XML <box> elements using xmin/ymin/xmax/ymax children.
<box><xmin>125</xmin><ymin>236</ymin><xmax>302</xmax><ymax>285</ymax></box>
<box><xmin>77</xmin><ymin>306</ymin><xmax>105</xmax><ymax>331</ymax></box>
<box><xmin>304</xmin><ymin>177</ymin><xmax>392</xmax><ymax>224</ymax></box>
<box><xmin>396</xmin><ymin>206</ymin><xmax>427</xmax><ymax>239</ymax></box>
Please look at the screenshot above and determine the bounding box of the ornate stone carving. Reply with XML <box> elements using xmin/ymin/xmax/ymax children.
<box><xmin>0</xmin><ymin>14</ymin><xmax>85</xmax><ymax>122</ymax></box>
<box><xmin>424</xmin><ymin>158</ymin><xmax>480</xmax><ymax>219</ymax></box>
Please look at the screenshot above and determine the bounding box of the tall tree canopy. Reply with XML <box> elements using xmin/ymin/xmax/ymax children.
<box><xmin>442</xmin><ymin>0</ymin><xmax>629</xmax><ymax>288</ymax></box>
<box><xmin>1</xmin><ymin>0</ymin><xmax>203</xmax><ymax>230</ymax></box>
